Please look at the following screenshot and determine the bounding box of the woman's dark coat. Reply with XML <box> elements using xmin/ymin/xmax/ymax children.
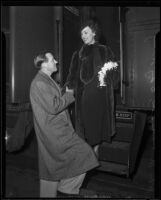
<box><xmin>64</xmin><ymin>42</ymin><xmax>119</xmax><ymax>144</ymax></box>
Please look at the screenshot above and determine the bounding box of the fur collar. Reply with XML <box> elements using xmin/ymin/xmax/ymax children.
<box><xmin>79</xmin><ymin>42</ymin><xmax>100</xmax><ymax>60</ymax></box>
<box><xmin>79</xmin><ymin>43</ymin><xmax>106</xmax><ymax>84</ymax></box>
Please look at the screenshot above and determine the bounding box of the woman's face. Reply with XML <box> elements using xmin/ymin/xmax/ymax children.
<box><xmin>81</xmin><ymin>26</ymin><xmax>96</xmax><ymax>45</ymax></box>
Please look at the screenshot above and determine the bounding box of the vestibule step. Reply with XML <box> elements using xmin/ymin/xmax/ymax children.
<box><xmin>97</xmin><ymin>160</ymin><xmax>129</xmax><ymax>176</ymax></box>
<box><xmin>99</xmin><ymin>141</ymin><xmax>130</xmax><ymax>165</ymax></box>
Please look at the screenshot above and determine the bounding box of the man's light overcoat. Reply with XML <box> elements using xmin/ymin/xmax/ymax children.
<box><xmin>30</xmin><ymin>71</ymin><xmax>99</xmax><ymax>181</ymax></box>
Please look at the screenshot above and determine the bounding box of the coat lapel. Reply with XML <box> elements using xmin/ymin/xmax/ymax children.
<box><xmin>38</xmin><ymin>71</ymin><xmax>61</xmax><ymax>95</ymax></box>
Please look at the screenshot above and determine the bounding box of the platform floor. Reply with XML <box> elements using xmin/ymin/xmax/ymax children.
<box><xmin>3</xmin><ymin>129</ymin><xmax>157</xmax><ymax>199</ymax></box>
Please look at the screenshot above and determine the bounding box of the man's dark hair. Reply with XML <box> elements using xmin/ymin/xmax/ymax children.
<box><xmin>34</xmin><ymin>53</ymin><xmax>47</xmax><ymax>68</ymax></box>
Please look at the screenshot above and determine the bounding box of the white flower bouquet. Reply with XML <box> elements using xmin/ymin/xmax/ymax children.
<box><xmin>98</xmin><ymin>61</ymin><xmax>118</xmax><ymax>87</ymax></box>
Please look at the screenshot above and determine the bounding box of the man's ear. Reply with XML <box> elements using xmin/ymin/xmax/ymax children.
<box><xmin>41</xmin><ymin>61</ymin><xmax>47</xmax><ymax>68</ymax></box>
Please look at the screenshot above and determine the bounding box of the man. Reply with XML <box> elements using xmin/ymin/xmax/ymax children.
<box><xmin>30</xmin><ymin>52</ymin><xmax>99</xmax><ymax>197</ymax></box>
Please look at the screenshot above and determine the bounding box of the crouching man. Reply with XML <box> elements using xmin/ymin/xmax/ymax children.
<box><xmin>29</xmin><ymin>52</ymin><xmax>99</xmax><ymax>197</ymax></box>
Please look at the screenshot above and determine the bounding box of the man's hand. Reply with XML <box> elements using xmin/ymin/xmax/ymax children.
<box><xmin>66</xmin><ymin>86</ymin><xmax>74</xmax><ymax>95</ymax></box>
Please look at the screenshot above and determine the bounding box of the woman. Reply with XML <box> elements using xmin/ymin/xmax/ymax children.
<box><xmin>64</xmin><ymin>20</ymin><xmax>119</xmax><ymax>153</ymax></box>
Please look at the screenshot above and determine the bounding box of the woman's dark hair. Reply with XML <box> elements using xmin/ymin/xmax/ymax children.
<box><xmin>80</xmin><ymin>19</ymin><xmax>101</xmax><ymax>41</ymax></box>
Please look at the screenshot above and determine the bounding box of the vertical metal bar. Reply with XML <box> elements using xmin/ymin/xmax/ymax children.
<box><xmin>54</xmin><ymin>6</ymin><xmax>63</xmax><ymax>86</ymax></box>
<box><xmin>56</xmin><ymin>19</ymin><xmax>60</xmax><ymax>61</ymax></box>
<box><xmin>119</xmin><ymin>7</ymin><xmax>125</xmax><ymax>104</ymax></box>
<box><xmin>10</xmin><ymin>6</ymin><xmax>15</xmax><ymax>103</ymax></box>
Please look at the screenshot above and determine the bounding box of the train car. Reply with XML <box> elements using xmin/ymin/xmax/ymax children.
<box><xmin>2</xmin><ymin>5</ymin><xmax>160</xmax><ymax>198</ymax></box>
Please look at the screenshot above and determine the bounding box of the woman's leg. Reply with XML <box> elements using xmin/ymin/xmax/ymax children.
<box><xmin>93</xmin><ymin>144</ymin><xmax>99</xmax><ymax>157</ymax></box>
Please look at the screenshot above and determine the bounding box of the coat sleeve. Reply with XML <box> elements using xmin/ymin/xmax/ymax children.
<box><xmin>106</xmin><ymin>46</ymin><xmax>115</xmax><ymax>61</ymax></box>
<box><xmin>105</xmin><ymin>46</ymin><xmax>120</xmax><ymax>89</ymax></box>
<box><xmin>32</xmin><ymin>81</ymin><xmax>75</xmax><ymax>115</ymax></box>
